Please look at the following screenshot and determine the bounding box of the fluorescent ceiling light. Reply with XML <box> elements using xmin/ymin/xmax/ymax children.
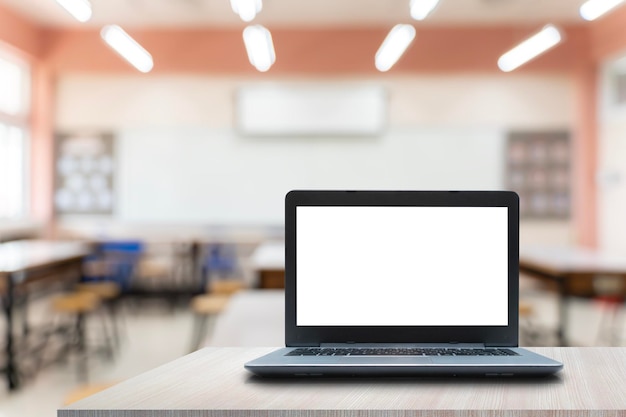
<box><xmin>497</xmin><ymin>25</ymin><xmax>562</xmax><ymax>72</ymax></box>
<box><xmin>230</xmin><ymin>0</ymin><xmax>262</xmax><ymax>22</ymax></box>
<box><xmin>375</xmin><ymin>24</ymin><xmax>416</xmax><ymax>72</ymax></box>
<box><xmin>55</xmin><ymin>0</ymin><xmax>92</xmax><ymax>23</ymax></box>
<box><xmin>579</xmin><ymin>0</ymin><xmax>625</xmax><ymax>20</ymax></box>
<box><xmin>101</xmin><ymin>25</ymin><xmax>154</xmax><ymax>73</ymax></box>
<box><xmin>243</xmin><ymin>25</ymin><xmax>276</xmax><ymax>72</ymax></box>
<box><xmin>410</xmin><ymin>0</ymin><xmax>440</xmax><ymax>20</ymax></box>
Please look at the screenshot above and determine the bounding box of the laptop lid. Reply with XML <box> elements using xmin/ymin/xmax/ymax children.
<box><xmin>285</xmin><ymin>190</ymin><xmax>519</xmax><ymax>348</ymax></box>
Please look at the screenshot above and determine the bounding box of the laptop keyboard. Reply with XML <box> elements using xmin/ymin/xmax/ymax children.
<box><xmin>286</xmin><ymin>347</ymin><xmax>519</xmax><ymax>357</ymax></box>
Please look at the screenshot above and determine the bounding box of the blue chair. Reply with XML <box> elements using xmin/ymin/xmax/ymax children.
<box><xmin>200</xmin><ymin>243</ymin><xmax>238</xmax><ymax>291</ymax></box>
<box><xmin>82</xmin><ymin>240</ymin><xmax>144</xmax><ymax>291</ymax></box>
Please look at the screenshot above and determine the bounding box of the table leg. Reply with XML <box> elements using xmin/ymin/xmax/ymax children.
<box><xmin>191</xmin><ymin>241</ymin><xmax>202</xmax><ymax>291</ymax></box>
<box><xmin>557</xmin><ymin>277</ymin><xmax>568</xmax><ymax>346</ymax></box>
<box><xmin>2</xmin><ymin>275</ymin><xmax>20</xmax><ymax>390</ymax></box>
<box><xmin>21</xmin><ymin>292</ymin><xmax>30</xmax><ymax>337</ymax></box>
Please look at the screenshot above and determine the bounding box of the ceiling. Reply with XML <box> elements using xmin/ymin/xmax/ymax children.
<box><xmin>0</xmin><ymin>0</ymin><xmax>589</xmax><ymax>29</ymax></box>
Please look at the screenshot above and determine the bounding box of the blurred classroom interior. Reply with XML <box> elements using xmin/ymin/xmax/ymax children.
<box><xmin>2</xmin><ymin>0</ymin><xmax>626</xmax><ymax>414</ymax></box>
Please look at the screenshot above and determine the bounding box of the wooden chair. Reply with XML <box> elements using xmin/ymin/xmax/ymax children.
<box><xmin>519</xmin><ymin>302</ymin><xmax>533</xmax><ymax>318</ymax></box>
<box><xmin>51</xmin><ymin>291</ymin><xmax>113</xmax><ymax>382</ymax></box>
<box><xmin>188</xmin><ymin>294</ymin><xmax>232</xmax><ymax>352</ymax></box>
<box><xmin>188</xmin><ymin>279</ymin><xmax>247</xmax><ymax>352</ymax></box>
<box><xmin>76</xmin><ymin>281</ymin><xmax>120</xmax><ymax>299</ymax></box>
<box><xmin>518</xmin><ymin>301</ymin><xmax>555</xmax><ymax>346</ymax></box>
<box><xmin>208</xmin><ymin>280</ymin><xmax>246</xmax><ymax>295</ymax></box>
<box><xmin>76</xmin><ymin>281</ymin><xmax>123</xmax><ymax>348</ymax></box>
<box><xmin>519</xmin><ymin>301</ymin><xmax>536</xmax><ymax>345</ymax></box>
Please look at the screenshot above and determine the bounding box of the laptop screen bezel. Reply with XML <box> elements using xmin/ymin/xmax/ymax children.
<box><xmin>284</xmin><ymin>190</ymin><xmax>519</xmax><ymax>347</ymax></box>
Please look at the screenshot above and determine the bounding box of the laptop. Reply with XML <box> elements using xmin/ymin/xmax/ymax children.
<box><xmin>245</xmin><ymin>190</ymin><xmax>563</xmax><ymax>377</ymax></box>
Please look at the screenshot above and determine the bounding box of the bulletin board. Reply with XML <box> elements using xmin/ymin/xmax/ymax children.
<box><xmin>54</xmin><ymin>132</ymin><xmax>115</xmax><ymax>215</ymax></box>
<box><xmin>505</xmin><ymin>131</ymin><xmax>571</xmax><ymax>219</ymax></box>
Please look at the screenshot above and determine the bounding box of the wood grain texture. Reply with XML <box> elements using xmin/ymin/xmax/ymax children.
<box><xmin>59</xmin><ymin>348</ymin><xmax>626</xmax><ymax>417</ymax></box>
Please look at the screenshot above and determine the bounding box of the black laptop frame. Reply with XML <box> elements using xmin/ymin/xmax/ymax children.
<box><xmin>284</xmin><ymin>190</ymin><xmax>520</xmax><ymax>348</ymax></box>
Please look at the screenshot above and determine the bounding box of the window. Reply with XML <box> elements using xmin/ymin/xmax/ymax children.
<box><xmin>0</xmin><ymin>53</ymin><xmax>30</xmax><ymax>219</ymax></box>
<box><xmin>0</xmin><ymin>57</ymin><xmax>28</xmax><ymax>115</ymax></box>
<box><xmin>0</xmin><ymin>126</ymin><xmax>26</xmax><ymax>217</ymax></box>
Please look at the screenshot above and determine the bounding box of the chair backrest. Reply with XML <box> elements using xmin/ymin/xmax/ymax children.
<box><xmin>83</xmin><ymin>240</ymin><xmax>145</xmax><ymax>290</ymax></box>
<box><xmin>200</xmin><ymin>243</ymin><xmax>240</xmax><ymax>291</ymax></box>
<box><xmin>203</xmin><ymin>243</ymin><xmax>237</xmax><ymax>273</ymax></box>
<box><xmin>99</xmin><ymin>241</ymin><xmax>143</xmax><ymax>254</ymax></box>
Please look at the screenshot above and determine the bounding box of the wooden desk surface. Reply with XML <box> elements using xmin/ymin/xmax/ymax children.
<box><xmin>0</xmin><ymin>239</ymin><xmax>89</xmax><ymax>276</ymax></box>
<box><xmin>250</xmin><ymin>241</ymin><xmax>284</xmax><ymax>270</ymax></box>
<box><xmin>520</xmin><ymin>246</ymin><xmax>626</xmax><ymax>276</ymax></box>
<box><xmin>60</xmin><ymin>347</ymin><xmax>626</xmax><ymax>417</ymax></box>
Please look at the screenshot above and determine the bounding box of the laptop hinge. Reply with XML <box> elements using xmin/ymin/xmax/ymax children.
<box><xmin>320</xmin><ymin>342</ymin><xmax>488</xmax><ymax>348</ymax></box>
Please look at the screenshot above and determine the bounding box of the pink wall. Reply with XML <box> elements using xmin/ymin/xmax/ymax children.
<box><xmin>572</xmin><ymin>63</ymin><xmax>599</xmax><ymax>248</ymax></box>
<box><xmin>29</xmin><ymin>64</ymin><xmax>55</xmax><ymax>232</ymax></box>
<box><xmin>42</xmin><ymin>25</ymin><xmax>590</xmax><ymax>74</ymax></box>
<box><xmin>590</xmin><ymin>5</ymin><xmax>626</xmax><ymax>61</ymax></box>
<box><xmin>0</xmin><ymin>3</ymin><xmax>42</xmax><ymax>57</ymax></box>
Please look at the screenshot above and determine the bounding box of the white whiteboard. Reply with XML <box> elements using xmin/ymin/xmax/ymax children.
<box><xmin>237</xmin><ymin>85</ymin><xmax>387</xmax><ymax>136</ymax></box>
<box><xmin>116</xmin><ymin>127</ymin><xmax>505</xmax><ymax>224</ymax></box>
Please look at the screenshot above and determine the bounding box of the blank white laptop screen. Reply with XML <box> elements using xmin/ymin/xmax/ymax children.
<box><xmin>296</xmin><ymin>206</ymin><xmax>508</xmax><ymax>326</ymax></box>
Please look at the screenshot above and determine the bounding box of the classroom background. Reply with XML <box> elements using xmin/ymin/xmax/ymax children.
<box><xmin>2</xmin><ymin>0</ymin><xmax>626</xmax><ymax>415</ymax></box>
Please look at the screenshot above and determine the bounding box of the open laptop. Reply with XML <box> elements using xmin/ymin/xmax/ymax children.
<box><xmin>245</xmin><ymin>190</ymin><xmax>563</xmax><ymax>377</ymax></box>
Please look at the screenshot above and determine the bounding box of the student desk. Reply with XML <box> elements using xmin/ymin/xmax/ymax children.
<box><xmin>0</xmin><ymin>239</ymin><xmax>89</xmax><ymax>390</ymax></box>
<box><xmin>249</xmin><ymin>241</ymin><xmax>285</xmax><ymax>288</ymax></box>
<box><xmin>519</xmin><ymin>246</ymin><xmax>626</xmax><ymax>346</ymax></box>
<box><xmin>59</xmin><ymin>347</ymin><xmax>626</xmax><ymax>417</ymax></box>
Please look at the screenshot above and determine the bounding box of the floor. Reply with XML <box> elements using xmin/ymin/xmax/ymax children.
<box><xmin>0</xmin><ymin>300</ymin><xmax>195</xmax><ymax>417</ymax></box>
<box><xmin>1</xmin><ymin>282</ymin><xmax>625</xmax><ymax>417</ymax></box>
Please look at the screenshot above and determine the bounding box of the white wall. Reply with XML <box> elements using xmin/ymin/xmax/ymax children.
<box><xmin>55</xmin><ymin>74</ymin><xmax>575</xmax><ymax>242</ymax></box>
<box><xmin>115</xmin><ymin>126</ymin><xmax>503</xmax><ymax>224</ymax></box>
<box><xmin>56</xmin><ymin>75</ymin><xmax>574</xmax><ymax>130</ymax></box>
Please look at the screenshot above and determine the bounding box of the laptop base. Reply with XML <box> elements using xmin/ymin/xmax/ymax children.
<box><xmin>245</xmin><ymin>347</ymin><xmax>563</xmax><ymax>378</ymax></box>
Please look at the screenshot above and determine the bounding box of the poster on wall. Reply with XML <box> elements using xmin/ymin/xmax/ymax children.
<box><xmin>505</xmin><ymin>130</ymin><xmax>570</xmax><ymax>219</ymax></box>
<box><xmin>54</xmin><ymin>132</ymin><xmax>114</xmax><ymax>215</ymax></box>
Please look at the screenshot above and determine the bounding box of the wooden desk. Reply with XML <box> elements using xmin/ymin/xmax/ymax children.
<box><xmin>250</xmin><ymin>241</ymin><xmax>284</xmax><ymax>289</ymax></box>
<box><xmin>0</xmin><ymin>239</ymin><xmax>90</xmax><ymax>390</ymax></box>
<box><xmin>59</xmin><ymin>347</ymin><xmax>626</xmax><ymax>417</ymax></box>
<box><xmin>519</xmin><ymin>246</ymin><xmax>626</xmax><ymax>346</ymax></box>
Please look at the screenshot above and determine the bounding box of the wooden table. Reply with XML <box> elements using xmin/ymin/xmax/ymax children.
<box><xmin>0</xmin><ymin>239</ymin><xmax>90</xmax><ymax>390</ymax></box>
<box><xmin>249</xmin><ymin>241</ymin><xmax>284</xmax><ymax>289</ymax></box>
<box><xmin>519</xmin><ymin>246</ymin><xmax>626</xmax><ymax>346</ymax></box>
<box><xmin>59</xmin><ymin>347</ymin><xmax>626</xmax><ymax>417</ymax></box>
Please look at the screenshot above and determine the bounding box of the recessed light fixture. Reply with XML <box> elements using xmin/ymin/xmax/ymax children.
<box><xmin>409</xmin><ymin>0</ymin><xmax>440</xmax><ymax>20</ymax></box>
<box><xmin>55</xmin><ymin>0</ymin><xmax>92</xmax><ymax>23</ymax></box>
<box><xmin>231</xmin><ymin>0</ymin><xmax>262</xmax><ymax>22</ymax></box>
<box><xmin>579</xmin><ymin>0</ymin><xmax>625</xmax><ymax>21</ymax></box>
<box><xmin>375</xmin><ymin>24</ymin><xmax>416</xmax><ymax>72</ymax></box>
<box><xmin>497</xmin><ymin>25</ymin><xmax>562</xmax><ymax>72</ymax></box>
<box><xmin>101</xmin><ymin>25</ymin><xmax>154</xmax><ymax>73</ymax></box>
<box><xmin>243</xmin><ymin>25</ymin><xmax>276</xmax><ymax>72</ymax></box>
